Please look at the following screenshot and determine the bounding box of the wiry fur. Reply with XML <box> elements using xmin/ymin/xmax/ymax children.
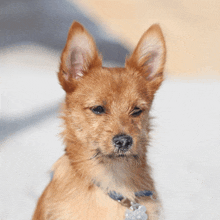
<box><xmin>33</xmin><ymin>21</ymin><xmax>166</xmax><ymax>220</ymax></box>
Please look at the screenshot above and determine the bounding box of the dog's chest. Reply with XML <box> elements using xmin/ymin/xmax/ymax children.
<box><xmin>51</xmin><ymin>188</ymin><xmax>126</xmax><ymax>220</ymax></box>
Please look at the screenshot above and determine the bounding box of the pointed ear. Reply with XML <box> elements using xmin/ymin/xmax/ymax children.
<box><xmin>126</xmin><ymin>24</ymin><xmax>166</xmax><ymax>93</ymax></box>
<box><xmin>58</xmin><ymin>22</ymin><xmax>102</xmax><ymax>92</ymax></box>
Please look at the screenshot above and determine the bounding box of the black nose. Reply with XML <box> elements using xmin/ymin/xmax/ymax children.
<box><xmin>113</xmin><ymin>134</ymin><xmax>133</xmax><ymax>152</ymax></box>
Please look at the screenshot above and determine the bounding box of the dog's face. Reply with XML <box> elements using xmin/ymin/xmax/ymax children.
<box><xmin>58</xmin><ymin>22</ymin><xmax>166</xmax><ymax>166</ymax></box>
<box><xmin>64</xmin><ymin>67</ymin><xmax>151</xmax><ymax>160</ymax></box>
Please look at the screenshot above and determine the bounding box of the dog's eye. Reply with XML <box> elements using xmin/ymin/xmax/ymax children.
<box><xmin>131</xmin><ymin>107</ymin><xmax>142</xmax><ymax>117</ymax></box>
<box><xmin>91</xmin><ymin>106</ymin><xmax>105</xmax><ymax>115</ymax></box>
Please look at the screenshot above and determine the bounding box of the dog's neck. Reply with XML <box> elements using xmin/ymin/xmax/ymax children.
<box><xmin>65</xmin><ymin>141</ymin><xmax>156</xmax><ymax>201</ymax></box>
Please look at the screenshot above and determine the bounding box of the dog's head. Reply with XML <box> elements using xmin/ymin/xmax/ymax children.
<box><xmin>58</xmin><ymin>22</ymin><xmax>166</xmax><ymax>167</ymax></box>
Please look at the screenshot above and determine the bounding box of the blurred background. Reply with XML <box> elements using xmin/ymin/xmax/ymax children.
<box><xmin>0</xmin><ymin>0</ymin><xmax>220</xmax><ymax>219</ymax></box>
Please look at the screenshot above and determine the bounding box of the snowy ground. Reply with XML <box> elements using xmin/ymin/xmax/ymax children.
<box><xmin>1</xmin><ymin>46</ymin><xmax>220</xmax><ymax>220</ymax></box>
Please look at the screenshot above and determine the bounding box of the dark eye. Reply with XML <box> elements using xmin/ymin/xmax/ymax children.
<box><xmin>131</xmin><ymin>107</ymin><xmax>142</xmax><ymax>117</ymax></box>
<box><xmin>91</xmin><ymin>106</ymin><xmax>105</xmax><ymax>115</ymax></box>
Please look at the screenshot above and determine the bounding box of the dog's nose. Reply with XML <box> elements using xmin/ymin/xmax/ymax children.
<box><xmin>113</xmin><ymin>134</ymin><xmax>133</xmax><ymax>152</ymax></box>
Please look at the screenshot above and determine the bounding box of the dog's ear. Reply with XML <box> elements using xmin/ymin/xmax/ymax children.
<box><xmin>58</xmin><ymin>22</ymin><xmax>102</xmax><ymax>92</ymax></box>
<box><xmin>126</xmin><ymin>24</ymin><xmax>166</xmax><ymax>93</ymax></box>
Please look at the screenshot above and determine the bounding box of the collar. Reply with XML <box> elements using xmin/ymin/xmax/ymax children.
<box><xmin>108</xmin><ymin>190</ymin><xmax>153</xmax><ymax>201</ymax></box>
<box><xmin>108</xmin><ymin>190</ymin><xmax>153</xmax><ymax>208</ymax></box>
<box><xmin>92</xmin><ymin>179</ymin><xmax>154</xmax><ymax>208</ymax></box>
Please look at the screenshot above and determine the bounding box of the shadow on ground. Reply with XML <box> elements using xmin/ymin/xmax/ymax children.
<box><xmin>0</xmin><ymin>0</ymin><xmax>129</xmax><ymax>64</ymax></box>
<box><xmin>0</xmin><ymin>103</ymin><xmax>60</xmax><ymax>142</ymax></box>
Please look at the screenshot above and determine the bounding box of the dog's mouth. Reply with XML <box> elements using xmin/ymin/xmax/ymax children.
<box><xmin>90</xmin><ymin>148</ymin><xmax>139</xmax><ymax>161</ymax></box>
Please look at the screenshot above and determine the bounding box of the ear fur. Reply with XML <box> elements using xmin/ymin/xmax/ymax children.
<box><xmin>58</xmin><ymin>22</ymin><xmax>102</xmax><ymax>92</ymax></box>
<box><xmin>126</xmin><ymin>24</ymin><xmax>166</xmax><ymax>93</ymax></box>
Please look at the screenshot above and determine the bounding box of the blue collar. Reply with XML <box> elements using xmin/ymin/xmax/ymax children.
<box><xmin>91</xmin><ymin>178</ymin><xmax>154</xmax><ymax>207</ymax></box>
<box><xmin>108</xmin><ymin>190</ymin><xmax>153</xmax><ymax>202</ymax></box>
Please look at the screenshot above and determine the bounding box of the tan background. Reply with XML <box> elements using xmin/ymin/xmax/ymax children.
<box><xmin>73</xmin><ymin>0</ymin><xmax>220</xmax><ymax>79</ymax></box>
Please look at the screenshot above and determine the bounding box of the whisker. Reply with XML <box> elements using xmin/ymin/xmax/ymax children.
<box><xmin>89</xmin><ymin>150</ymin><xmax>101</xmax><ymax>160</ymax></box>
<box><xmin>69</xmin><ymin>158</ymin><xmax>91</xmax><ymax>164</ymax></box>
<box><xmin>68</xmin><ymin>149</ymin><xmax>102</xmax><ymax>164</ymax></box>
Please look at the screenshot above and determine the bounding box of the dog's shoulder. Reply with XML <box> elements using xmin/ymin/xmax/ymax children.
<box><xmin>52</xmin><ymin>154</ymin><xmax>71</xmax><ymax>179</ymax></box>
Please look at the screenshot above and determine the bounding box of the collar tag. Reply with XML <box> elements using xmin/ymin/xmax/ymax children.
<box><xmin>125</xmin><ymin>203</ymin><xmax>148</xmax><ymax>220</ymax></box>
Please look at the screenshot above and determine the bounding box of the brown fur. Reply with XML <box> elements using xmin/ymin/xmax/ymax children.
<box><xmin>33</xmin><ymin>21</ymin><xmax>166</xmax><ymax>220</ymax></box>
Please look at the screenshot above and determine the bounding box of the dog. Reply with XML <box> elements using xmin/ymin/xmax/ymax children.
<box><xmin>32</xmin><ymin>21</ymin><xmax>166</xmax><ymax>220</ymax></box>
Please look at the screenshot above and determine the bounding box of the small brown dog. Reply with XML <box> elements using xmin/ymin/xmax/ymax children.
<box><xmin>33</xmin><ymin>21</ymin><xmax>166</xmax><ymax>220</ymax></box>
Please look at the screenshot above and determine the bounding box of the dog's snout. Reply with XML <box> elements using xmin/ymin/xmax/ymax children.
<box><xmin>113</xmin><ymin>134</ymin><xmax>133</xmax><ymax>151</ymax></box>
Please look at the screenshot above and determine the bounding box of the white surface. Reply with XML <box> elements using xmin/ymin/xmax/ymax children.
<box><xmin>150</xmin><ymin>80</ymin><xmax>220</xmax><ymax>219</ymax></box>
<box><xmin>0</xmin><ymin>46</ymin><xmax>220</xmax><ymax>219</ymax></box>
